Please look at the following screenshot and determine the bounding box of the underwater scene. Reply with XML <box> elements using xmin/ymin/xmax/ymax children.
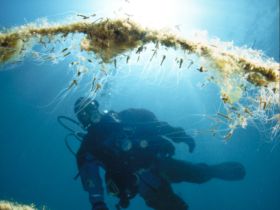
<box><xmin>0</xmin><ymin>0</ymin><xmax>279</xmax><ymax>209</ymax></box>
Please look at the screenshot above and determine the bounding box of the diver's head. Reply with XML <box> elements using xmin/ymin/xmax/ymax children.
<box><xmin>74</xmin><ymin>97</ymin><xmax>102</xmax><ymax>128</ymax></box>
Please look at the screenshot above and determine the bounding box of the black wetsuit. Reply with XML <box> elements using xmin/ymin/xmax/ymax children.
<box><xmin>76</xmin><ymin>108</ymin><xmax>245</xmax><ymax>210</ymax></box>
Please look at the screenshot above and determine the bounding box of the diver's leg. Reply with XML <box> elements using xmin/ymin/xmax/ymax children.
<box><xmin>159</xmin><ymin>158</ymin><xmax>245</xmax><ymax>184</ymax></box>
<box><xmin>138</xmin><ymin>170</ymin><xmax>188</xmax><ymax>210</ymax></box>
<box><xmin>210</xmin><ymin>161</ymin><xmax>246</xmax><ymax>181</ymax></box>
<box><xmin>158</xmin><ymin>158</ymin><xmax>212</xmax><ymax>183</ymax></box>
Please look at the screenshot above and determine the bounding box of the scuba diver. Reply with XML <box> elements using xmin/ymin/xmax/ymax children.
<box><xmin>72</xmin><ymin>97</ymin><xmax>245</xmax><ymax>210</ymax></box>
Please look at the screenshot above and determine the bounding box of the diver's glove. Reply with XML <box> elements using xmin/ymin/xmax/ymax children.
<box><xmin>158</xmin><ymin>122</ymin><xmax>196</xmax><ymax>153</ymax></box>
<box><xmin>185</xmin><ymin>135</ymin><xmax>195</xmax><ymax>153</ymax></box>
<box><xmin>172</xmin><ymin>133</ymin><xmax>196</xmax><ymax>153</ymax></box>
<box><xmin>92</xmin><ymin>201</ymin><xmax>109</xmax><ymax>210</ymax></box>
<box><xmin>174</xmin><ymin>129</ymin><xmax>196</xmax><ymax>153</ymax></box>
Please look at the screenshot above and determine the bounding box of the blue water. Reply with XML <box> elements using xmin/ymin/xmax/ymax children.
<box><xmin>0</xmin><ymin>0</ymin><xmax>279</xmax><ymax>210</ymax></box>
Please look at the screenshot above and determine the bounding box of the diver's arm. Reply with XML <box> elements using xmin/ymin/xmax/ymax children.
<box><xmin>79</xmin><ymin>153</ymin><xmax>108</xmax><ymax>210</ymax></box>
<box><xmin>157</xmin><ymin>122</ymin><xmax>195</xmax><ymax>153</ymax></box>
